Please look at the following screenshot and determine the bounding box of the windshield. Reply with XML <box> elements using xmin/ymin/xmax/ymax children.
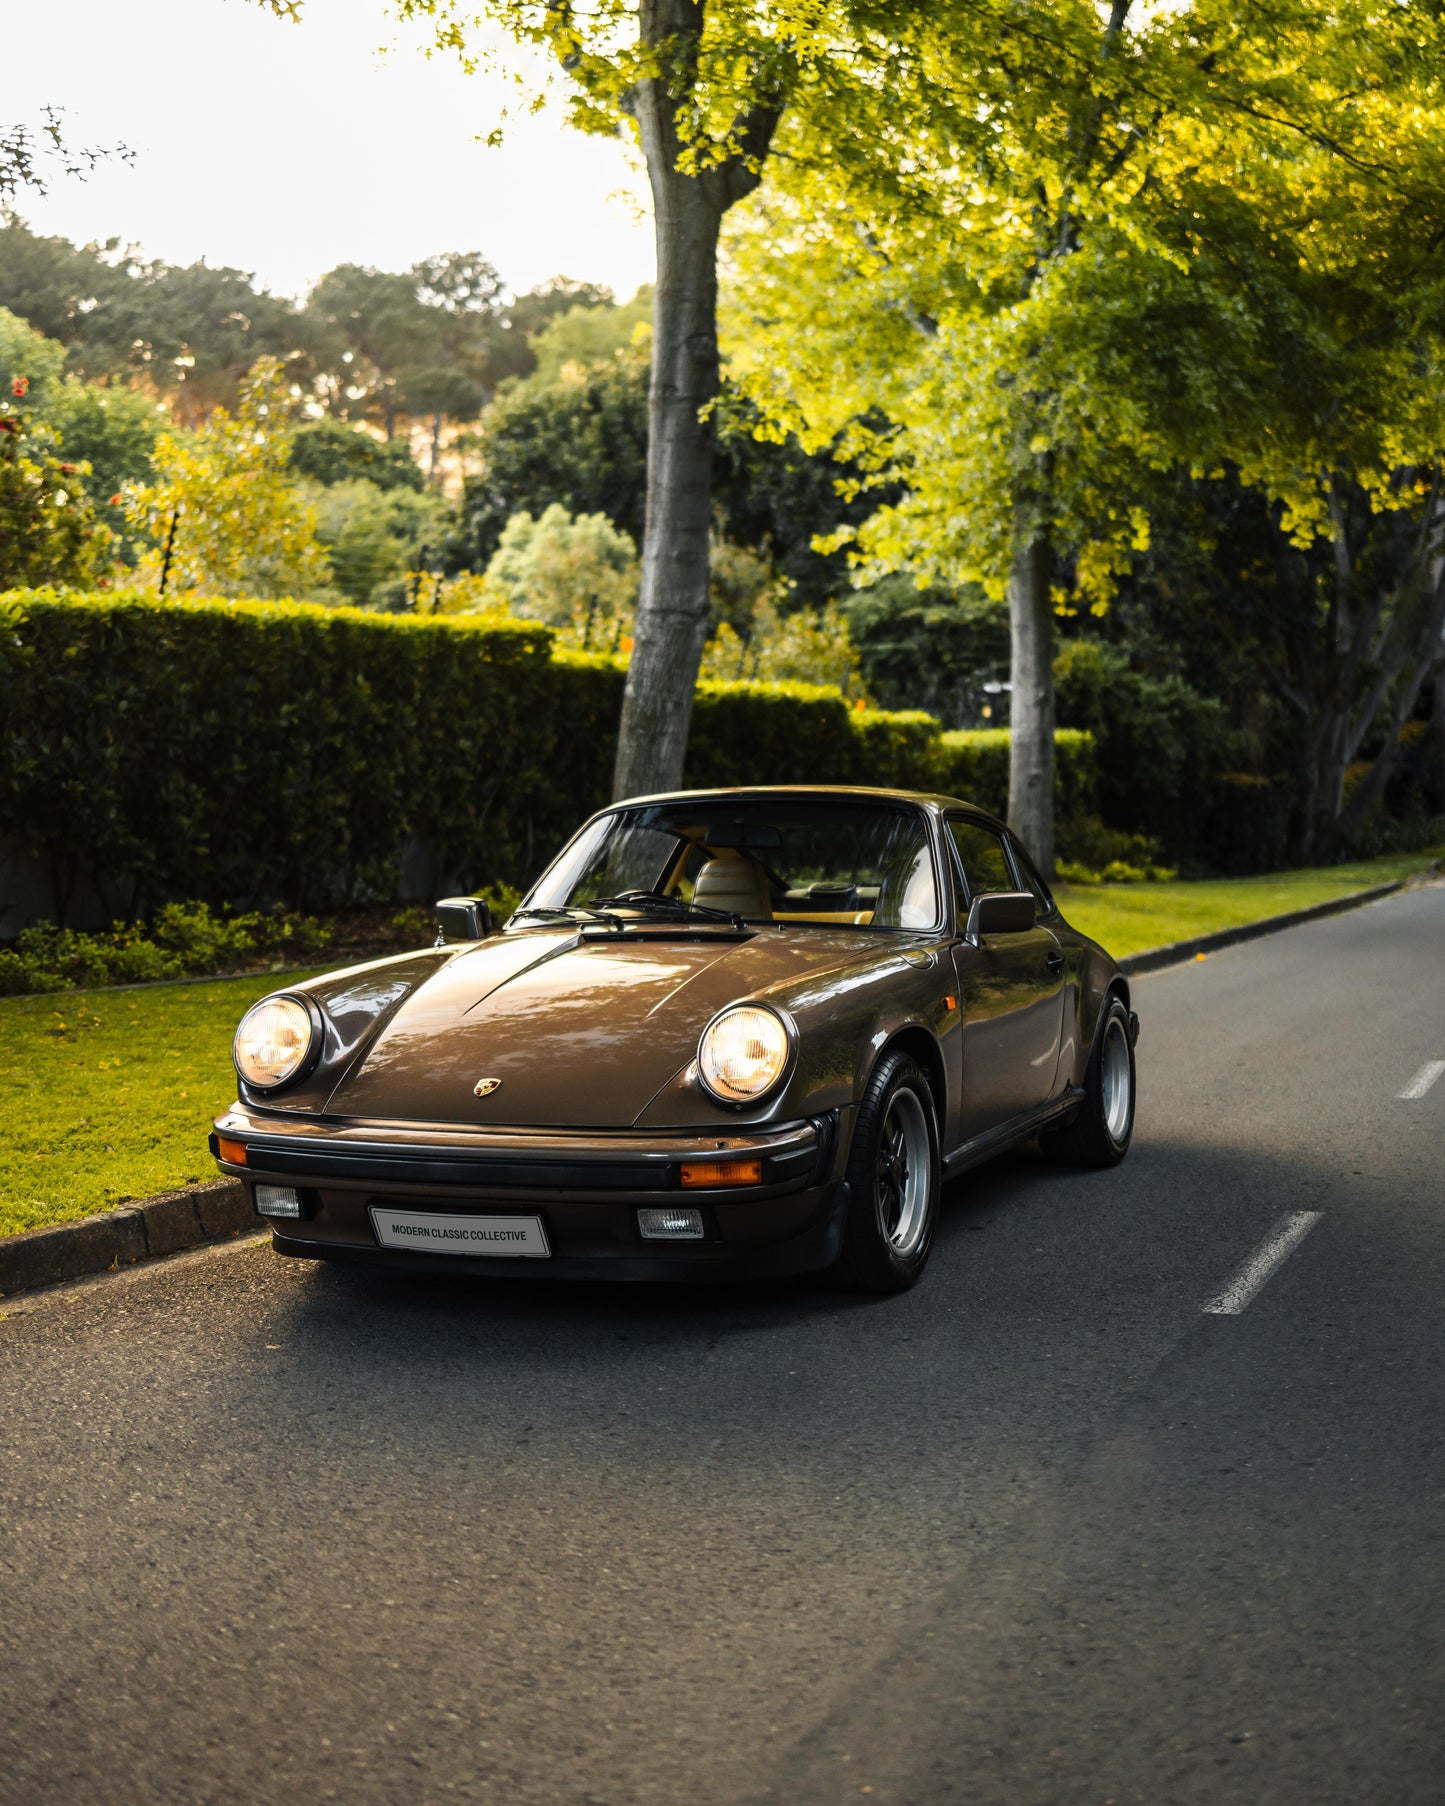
<box><xmin>527</xmin><ymin>797</ymin><xmax>940</xmax><ymax>932</ymax></box>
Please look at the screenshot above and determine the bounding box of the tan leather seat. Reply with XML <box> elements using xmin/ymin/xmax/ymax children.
<box><xmin>693</xmin><ymin>857</ymin><xmax>773</xmax><ymax>921</ymax></box>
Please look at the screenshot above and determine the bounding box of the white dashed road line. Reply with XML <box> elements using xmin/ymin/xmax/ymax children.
<box><xmin>1203</xmin><ymin>1212</ymin><xmax>1324</xmax><ymax>1316</ymax></box>
<box><xmin>1399</xmin><ymin>1060</ymin><xmax>1445</xmax><ymax>1101</ymax></box>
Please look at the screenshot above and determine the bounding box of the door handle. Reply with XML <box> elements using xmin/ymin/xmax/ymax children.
<box><xmin>1045</xmin><ymin>951</ymin><xmax>1065</xmax><ymax>975</ymax></box>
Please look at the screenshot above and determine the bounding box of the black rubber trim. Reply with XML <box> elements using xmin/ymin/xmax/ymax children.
<box><xmin>240</xmin><ymin>1139</ymin><xmax>817</xmax><ymax>1194</ymax></box>
<box><xmin>242</xmin><ymin>1142</ymin><xmax>675</xmax><ymax>1191</ymax></box>
<box><xmin>808</xmin><ymin>1110</ymin><xmax>840</xmax><ymax>1184</ymax></box>
<box><xmin>942</xmin><ymin>1087</ymin><xmax>1087</xmax><ymax>1176</ymax></box>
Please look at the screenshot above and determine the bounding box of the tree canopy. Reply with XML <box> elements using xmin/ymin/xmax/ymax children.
<box><xmin>722</xmin><ymin>0</ymin><xmax>1445</xmax><ymax>867</ymax></box>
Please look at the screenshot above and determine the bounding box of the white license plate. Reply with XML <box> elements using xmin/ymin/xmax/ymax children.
<box><xmin>368</xmin><ymin>1207</ymin><xmax>551</xmax><ymax>1258</ymax></box>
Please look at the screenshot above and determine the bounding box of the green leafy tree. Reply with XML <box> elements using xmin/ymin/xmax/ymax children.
<box><xmin>0</xmin><ymin>308</ymin><xmax>115</xmax><ymax>585</ymax></box>
<box><xmin>390</xmin><ymin>0</ymin><xmax>863</xmax><ymax>800</ymax></box>
<box><xmin>304</xmin><ymin>262</ymin><xmax>425</xmax><ymax>438</ymax></box>
<box><xmin>45</xmin><ymin>382</ymin><xmax>163</xmax><ymax>559</ymax></box>
<box><xmin>726</xmin><ymin>0</ymin><xmax>1445</xmax><ymax>871</ymax></box>
<box><xmin>404</xmin><ymin>251</ymin><xmax>508</xmax><ymax>475</ymax></box>
<box><xmin>289</xmin><ymin>418</ymin><xmax>426</xmax><ymax>492</ymax></box>
<box><xmin>0</xmin><ymin>305</ymin><xmax>66</xmax><ymax>406</ymax></box>
<box><xmin>457</xmin><ymin>351</ymin><xmax>651</xmax><ymax>564</ymax></box>
<box><xmin>306</xmin><ymin>477</ymin><xmax>450</xmax><ymax>608</ymax></box>
<box><xmin>844</xmin><ymin>578</ymin><xmax>1010</xmax><ymax>729</ymax></box>
<box><xmin>0</xmin><ymin>110</ymin><xmax>127</xmax><ymax>205</ymax></box>
<box><xmin>472</xmin><ymin>502</ymin><xmax>639</xmax><ymax>647</ymax></box>
<box><xmin>700</xmin><ymin>597</ymin><xmax>860</xmax><ymax>692</ymax></box>
<box><xmin>0</xmin><ymin>215</ymin><xmax>131</xmax><ymax>356</ymax></box>
<box><xmin>498</xmin><ymin>277</ymin><xmax>615</xmax><ymax>362</ymax></box>
<box><xmin>123</xmin><ymin>359</ymin><xmax>331</xmax><ymax>598</ymax></box>
<box><xmin>0</xmin><ymin>304</ymin><xmax>163</xmax><ymax>559</ymax></box>
<box><xmin>0</xmin><ymin>378</ymin><xmax>112</xmax><ymax>589</ymax></box>
<box><xmin>306</xmin><ymin>253</ymin><xmax>519</xmax><ymax>466</ymax></box>
<box><xmin>0</xmin><ymin>218</ymin><xmax>313</xmax><ymax>420</ymax></box>
<box><xmin>526</xmin><ymin>288</ymin><xmax>653</xmax><ymax>386</ymax></box>
<box><xmin>456</xmin><ymin>348</ymin><xmax>870</xmax><ymax>604</ymax></box>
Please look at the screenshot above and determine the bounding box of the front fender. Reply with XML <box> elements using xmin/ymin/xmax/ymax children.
<box><xmin>631</xmin><ymin>944</ymin><xmax>953</xmax><ymax>1130</ymax></box>
<box><xmin>234</xmin><ymin>945</ymin><xmax>458</xmax><ymax>1114</ymax></box>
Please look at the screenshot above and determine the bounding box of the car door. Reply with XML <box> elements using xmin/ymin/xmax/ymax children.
<box><xmin>946</xmin><ymin>815</ymin><xmax>1066</xmax><ymax>1140</ymax></box>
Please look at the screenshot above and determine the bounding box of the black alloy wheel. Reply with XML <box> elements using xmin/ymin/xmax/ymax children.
<box><xmin>834</xmin><ymin>1050</ymin><xmax>941</xmax><ymax>1293</ymax></box>
<box><xmin>1039</xmin><ymin>991</ymin><xmax>1136</xmax><ymax>1168</ymax></box>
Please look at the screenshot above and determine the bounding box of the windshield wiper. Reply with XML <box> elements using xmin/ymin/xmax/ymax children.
<box><xmin>589</xmin><ymin>890</ymin><xmax>748</xmax><ymax>931</ymax></box>
<box><xmin>511</xmin><ymin>904</ymin><xmax>627</xmax><ymax>930</ymax></box>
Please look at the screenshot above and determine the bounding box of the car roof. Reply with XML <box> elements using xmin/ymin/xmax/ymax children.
<box><xmin>609</xmin><ymin>783</ymin><xmax>1009</xmax><ymax>831</ymax></box>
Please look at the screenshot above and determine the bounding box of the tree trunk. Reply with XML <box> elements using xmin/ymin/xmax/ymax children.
<box><xmin>611</xmin><ymin>172</ymin><xmax>723</xmax><ymax>799</ymax></box>
<box><xmin>1007</xmin><ymin>515</ymin><xmax>1056</xmax><ymax>874</ymax></box>
<box><xmin>1299</xmin><ymin>477</ymin><xmax>1445</xmax><ymax>861</ymax></box>
<box><xmin>609</xmin><ymin>0</ymin><xmax>783</xmax><ymax>801</ymax></box>
<box><xmin>1430</xmin><ymin>671</ymin><xmax>1445</xmax><ymax>816</ymax></box>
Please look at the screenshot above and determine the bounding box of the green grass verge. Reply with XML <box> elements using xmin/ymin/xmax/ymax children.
<box><xmin>1056</xmin><ymin>847</ymin><xmax>1442</xmax><ymax>960</ymax></box>
<box><xmin>0</xmin><ymin>969</ymin><xmax>328</xmax><ymax>1238</ymax></box>
<box><xmin>1</xmin><ymin>843</ymin><xmax>1439</xmax><ymax>1240</ymax></box>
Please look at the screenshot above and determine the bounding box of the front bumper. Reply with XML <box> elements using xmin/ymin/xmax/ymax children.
<box><xmin>211</xmin><ymin>1107</ymin><xmax>852</xmax><ymax>1282</ymax></box>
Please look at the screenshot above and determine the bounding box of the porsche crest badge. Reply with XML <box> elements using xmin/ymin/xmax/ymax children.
<box><xmin>473</xmin><ymin>1077</ymin><xmax>502</xmax><ymax>1098</ymax></box>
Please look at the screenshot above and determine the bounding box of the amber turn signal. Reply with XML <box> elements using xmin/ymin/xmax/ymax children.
<box><xmin>217</xmin><ymin>1136</ymin><xmax>248</xmax><ymax>1165</ymax></box>
<box><xmin>679</xmin><ymin>1158</ymin><xmax>763</xmax><ymax>1189</ymax></box>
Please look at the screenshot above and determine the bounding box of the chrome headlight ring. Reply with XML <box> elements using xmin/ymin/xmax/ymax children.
<box><xmin>697</xmin><ymin>1003</ymin><xmax>796</xmax><ymax>1106</ymax></box>
<box><xmin>232</xmin><ymin>991</ymin><xmax>324</xmax><ymax>1092</ymax></box>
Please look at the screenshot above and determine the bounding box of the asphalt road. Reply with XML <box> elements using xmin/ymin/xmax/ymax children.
<box><xmin>2</xmin><ymin>881</ymin><xmax>1442</xmax><ymax>1806</ymax></box>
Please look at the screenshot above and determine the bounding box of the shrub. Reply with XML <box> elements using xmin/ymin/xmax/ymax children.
<box><xmin>687</xmin><ymin>680</ymin><xmax>858</xmax><ymax>788</ymax></box>
<box><xmin>1054</xmin><ymin>639</ymin><xmax>1233</xmax><ymax>860</ymax></box>
<box><xmin>933</xmin><ymin>727</ymin><xmax>1097</xmax><ymax>821</ymax></box>
<box><xmin>1199</xmin><ymin>771</ymin><xmax>1293</xmax><ymax>875</ymax></box>
<box><xmin>0</xmin><ymin>588</ymin><xmax>559</xmax><ymax>919</ymax></box>
<box><xmin>0</xmin><ymin>588</ymin><xmax>1096</xmax><ymax>926</ymax></box>
<box><xmin>0</xmin><ymin>901</ymin><xmax>330</xmax><ymax>995</ymax></box>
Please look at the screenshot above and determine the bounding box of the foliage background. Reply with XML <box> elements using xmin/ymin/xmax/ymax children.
<box><xmin>0</xmin><ymin>589</ymin><xmax>1099</xmax><ymax>925</ymax></box>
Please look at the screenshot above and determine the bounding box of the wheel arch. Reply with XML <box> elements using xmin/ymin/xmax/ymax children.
<box><xmin>1074</xmin><ymin>957</ymin><xmax>1132</xmax><ymax>1071</ymax></box>
<box><xmin>1085</xmin><ymin>975</ymin><xmax>1134</xmax><ymax>1067</ymax></box>
<box><xmin>870</xmin><ymin>1024</ymin><xmax>947</xmax><ymax>1125</ymax></box>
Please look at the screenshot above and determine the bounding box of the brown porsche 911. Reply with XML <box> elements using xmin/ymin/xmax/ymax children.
<box><xmin>211</xmin><ymin>787</ymin><xmax>1138</xmax><ymax>1292</ymax></box>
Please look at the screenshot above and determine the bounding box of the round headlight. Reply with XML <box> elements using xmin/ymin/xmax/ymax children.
<box><xmin>233</xmin><ymin>995</ymin><xmax>316</xmax><ymax>1090</ymax></box>
<box><xmin>698</xmin><ymin>1005</ymin><xmax>791</xmax><ymax>1104</ymax></box>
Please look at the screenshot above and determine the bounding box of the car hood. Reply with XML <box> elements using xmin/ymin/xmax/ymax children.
<box><xmin>323</xmin><ymin>925</ymin><xmax>896</xmax><ymax>1128</ymax></box>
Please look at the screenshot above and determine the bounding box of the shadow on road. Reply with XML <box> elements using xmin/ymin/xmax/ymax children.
<box><xmin>261</xmin><ymin>1143</ymin><xmax>1046</xmax><ymax>1344</ymax></box>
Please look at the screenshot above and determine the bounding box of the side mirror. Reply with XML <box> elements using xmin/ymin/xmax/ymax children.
<box><xmin>964</xmin><ymin>890</ymin><xmax>1035</xmax><ymax>939</ymax></box>
<box><xmin>435</xmin><ymin>896</ymin><xmax>493</xmax><ymax>944</ymax></box>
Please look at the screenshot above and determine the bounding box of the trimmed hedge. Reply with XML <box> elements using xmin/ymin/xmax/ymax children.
<box><xmin>0</xmin><ymin>590</ymin><xmax>1095</xmax><ymax>923</ymax></box>
<box><xmin>934</xmin><ymin>727</ymin><xmax>1098</xmax><ymax>823</ymax></box>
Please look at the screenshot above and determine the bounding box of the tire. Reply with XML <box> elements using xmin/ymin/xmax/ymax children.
<box><xmin>1039</xmin><ymin>992</ymin><xmax>1135</xmax><ymax>1168</ymax></box>
<box><xmin>833</xmin><ymin>1051</ymin><xmax>941</xmax><ymax>1293</ymax></box>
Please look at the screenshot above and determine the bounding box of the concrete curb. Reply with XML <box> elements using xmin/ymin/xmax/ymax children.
<box><xmin>0</xmin><ymin>1179</ymin><xmax>259</xmax><ymax>1300</ymax></box>
<box><xmin>0</xmin><ymin>871</ymin><xmax>1427</xmax><ymax>1300</ymax></box>
<box><xmin>1118</xmin><ymin>879</ymin><xmax>1406</xmax><ymax>977</ymax></box>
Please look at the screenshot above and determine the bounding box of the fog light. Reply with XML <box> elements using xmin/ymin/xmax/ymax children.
<box><xmin>254</xmin><ymin>1184</ymin><xmax>301</xmax><ymax>1219</ymax></box>
<box><xmin>637</xmin><ymin>1207</ymin><xmax>704</xmax><ymax>1241</ymax></box>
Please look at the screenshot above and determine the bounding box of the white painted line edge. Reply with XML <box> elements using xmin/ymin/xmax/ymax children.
<box><xmin>1399</xmin><ymin>1059</ymin><xmax>1445</xmax><ymax>1101</ymax></box>
<box><xmin>1202</xmin><ymin>1212</ymin><xmax>1323</xmax><ymax>1316</ymax></box>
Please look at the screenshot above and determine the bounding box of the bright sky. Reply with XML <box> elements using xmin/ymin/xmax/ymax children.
<box><xmin>11</xmin><ymin>0</ymin><xmax>656</xmax><ymax>302</ymax></box>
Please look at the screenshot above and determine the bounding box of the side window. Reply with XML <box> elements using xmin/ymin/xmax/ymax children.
<box><xmin>946</xmin><ymin>819</ymin><xmax>1014</xmax><ymax>921</ymax></box>
<box><xmin>1007</xmin><ymin>837</ymin><xmax>1055</xmax><ymax>918</ymax></box>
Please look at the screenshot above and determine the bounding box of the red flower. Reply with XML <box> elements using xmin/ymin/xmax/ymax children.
<box><xmin>59</xmin><ymin>462</ymin><xmax>76</xmax><ymax>476</ymax></box>
<box><xmin>0</xmin><ymin>416</ymin><xmax>18</xmax><ymax>434</ymax></box>
<box><xmin>11</xmin><ymin>376</ymin><xmax>28</xmax><ymax>397</ymax></box>
<box><xmin>110</xmin><ymin>493</ymin><xmax>122</xmax><ymax>505</ymax></box>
